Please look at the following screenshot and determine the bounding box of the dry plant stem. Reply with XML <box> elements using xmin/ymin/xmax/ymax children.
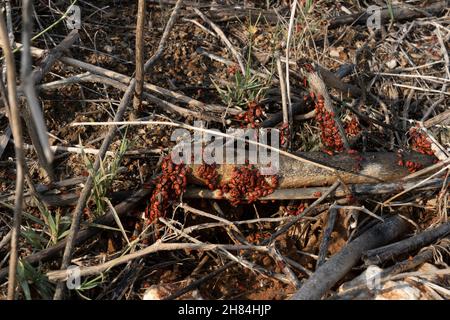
<box><xmin>290</xmin><ymin>215</ymin><xmax>410</xmax><ymax>300</ymax></box>
<box><xmin>268</xmin><ymin>244</ymin><xmax>301</xmax><ymax>288</ymax></box>
<box><xmin>31</xmin><ymin>29</ymin><xmax>79</xmax><ymax>84</ymax></box>
<box><xmin>285</xmin><ymin>0</ymin><xmax>298</xmax><ymax>127</ymax></box>
<box><xmin>196</xmin><ymin>47</ymin><xmax>270</xmax><ymax>79</ymax></box>
<box><xmin>384</xmin><ymin>163</ymin><xmax>450</xmax><ymax>205</ymax></box>
<box><xmin>381</xmin><ymin>238</ymin><xmax>450</xmax><ymax>277</ymax></box>
<box><xmin>363</xmin><ymin>222</ymin><xmax>450</xmax><ymax>265</ymax></box>
<box><xmin>53</xmin><ymin>1</ymin><xmax>184</xmax><ymax>299</ymax></box>
<box><xmin>47</xmin><ymin>241</ymin><xmax>269</xmax><ymax>282</ymax></box>
<box><xmin>316</xmin><ymin>206</ymin><xmax>338</xmax><ymax>268</ymax></box>
<box><xmin>143</xmin><ymin>0</ymin><xmax>183</xmax><ymax>71</ymax></box>
<box><xmin>0</xmin><ymin>230</ymin><xmax>11</xmax><ymax>251</ymax></box>
<box><xmin>265</xmin><ymin>181</ymin><xmax>341</xmax><ymax>246</ymax></box>
<box><xmin>20</xmin><ymin>0</ymin><xmax>54</xmax><ymax>179</ymax></box>
<box><xmin>0</xmin><ymin>187</ymin><xmax>152</xmax><ymax>281</ymax></box>
<box><xmin>75</xmin><ymin>73</ymin><xmax>216</xmax><ymax>121</ymax></box>
<box><xmin>276</xmin><ymin>56</ymin><xmax>288</xmax><ymax>125</ymax></box>
<box><xmin>160</xmin><ymin>217</ymin><xmax>295</xmax><ymax>286</ymax></box>
<box><xmin>193</xmin><ymin>8</ymin><xmax>245</xmax><ymax>75</ymax></box>
<box><xmin>315</xmin><ymin>64</ymin><xmax>361</xmax><ymax>97</ymax></box>
<box><xmin>0</xmin><ymin>78</ymin><xmax>11</xmax><ymax>159</ymax></box>
<box><xmin>184</xmin><ymin>177</ymin><xmax>447</xmax><ymax>200</ymax></box>
<box><xmin>328</xmin><ymin>1</ymin><xmax>448</xmax><ymax>29</ymax></box>
<box><xmin>0</xmin><ymin>9</ymin><xmax>25</xmax><ymax>300</ymax></box>
<box><xmin>133</xmin><ymin>0</ymin><xmax>146</xmax><ymax>110</ymax></box>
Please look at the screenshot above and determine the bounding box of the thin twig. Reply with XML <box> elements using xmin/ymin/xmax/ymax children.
<box><xmin>0</xmin><ymin>9</ymin><xmax>25</xmax><ymax>300</ymax></box>
<box><xmin>20</xmin><ymin>0</ymin><xmax>54</xmax><ymax>179</ymax></box>
<box><xmin>264</xmin><ymin>181</ymin><xmax>341</xmax><ymax>245</ymax></box>
<box><xmin>316</xmin><ymin>206</ymin><xmax>338</xmax><ymax>268</ymax></box>
<box><xmin>285</xmin><ymin>0</ymin><xmax>298</xmax><ymax>128</ymax></box>
<box><xmin>133</xmin><ymin>0</ymin><xmax>146</xmax><ymax>110</ymax></box>
<box><xmin>193</xmin><ymin>7</ymin><xmax>245</xmax><ymax>75</ymax></box>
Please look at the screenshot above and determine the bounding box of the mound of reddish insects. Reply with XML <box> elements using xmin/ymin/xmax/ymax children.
<box><xmin>285</xmin><ymin>203</ymin><xmax>306</xmax><ymax>216</ymax></box>
<box><xmin>145</xmin><ymin>155</ymin><xmax>190</xmax><ymax>223</ymax></box>
<box><xmin>235</xmin><ymin>101</ymin><xmax>264</xmax><ymax>128</ymax></box>
<box><xmin>345</xmin><ymin>117</ymin><xmax>361</xmax><ymax>137</ymax></box>
<box><xmin>220</xmin><ymin>164</ymin><xmax>278</xmax><ymax>206</ymax></box>
<box><xmin>409</xmin><ymin>128</ymin><xmax>434</xmax><ymax>156</ymax></box>
<box><xmin>314</xmin><ymin>93</ymin><xmax>344</xmax><ymax>153</ymax></box>
<box><xmin>396</xmin><ymin>151</ymin><xmax>424</xmax><ymax>173</ymax></box>
<box><xmin>197</xmin><ymin>162</ymin><xmax>219</xmax><ymax>190</ymax></box>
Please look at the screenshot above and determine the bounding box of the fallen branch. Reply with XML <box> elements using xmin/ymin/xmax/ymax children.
<box><xmin>290</xmin><ymin>215</ymin><xmax>410</xmax><ymax>300</ymax></box>
<box><xmin>328</xmin><ymin>1</ymin><xmax>448</xmax><ymax>29</ymax></box>
<box><xmin>363</xmin><ymin>221</ymin><xmax>450</xmax><ymax>265</ymax></box>
<box><xmin>27</xmin><ymin>46</ymin><xmax>234</xmax><ymax>117</ymax></box>
<box><xmin>186</xmin><ymin>152</ymin><xmax>435</xmax><ymax>189</ymax></box>
<box><xmin>47</xmin><ymin>241</ymin><xmax>268</xmax><ymax>282</ymax></box>
<box><xmin>184</xmin><ymin>177</ymin><xmax>447</xmax><ymax>200</ymax></box>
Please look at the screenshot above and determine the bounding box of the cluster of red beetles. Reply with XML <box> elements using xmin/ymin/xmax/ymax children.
<box><xmin>396</xmin><ymin>151</ymin><xmax>423</xmax><ymax>173</ymax></box>
<box><xmin>409</xmin><ymin>128</ymin><xmax>434</xmax><ymax>156</ymax></box>
<box><xmin>285</xmin><ymin>203</ymin><xmax>306</xmax><ymax>216</ymax></box>
<box><xmin>279</xmin><ymin>122</ymin><xmax>290</xmax><ymax>146</ymax></box>
<box><xmin>314</xmin><ymin>93</ymin><xmax>344</xmax><ymax>152</ymax></box>
<box><xmin>220</xmin><ymin>164</ymin><xmax>278</xmax><ymax>206</ymax></box>
<box><xmin>145</xmin><ymin>155</ymin><xmax>190</xmax><ymax>223</ymax></box>
<box><xmin>345</xmin><ymin>117</ymin><xmax>361</xmax><ymax>137</ymax></box>
<box><xmin>235</xmin><ymin>101</ymin><xmax>264</xmax><ymax>128</ymax></box>
<box><xmin>197</xmin><ymin>162</ymin><xmax>219</xmax><ymax>190</ymax></box>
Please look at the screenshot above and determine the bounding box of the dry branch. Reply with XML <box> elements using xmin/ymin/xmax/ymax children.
<box><xmin>133</xmin><ymin>0</ymin><xmax>146</xmax><ymax>110</ymax></box>
<box><xmin>184</xmin><ymin>177</ymin><xmax>447</xmax><ymax>200</ymax></box>
<box><xmin>290</xmin><ymin>215</ymin><xmax>410</xmax><ymax>300</ymax></box>
<box><xmin>316</xmin><ymin>206</ymin><xmax>338</xmax><ymax>268</ymax></box>
<box><xmin>187</xmin><ymin>152</ymin><xmax>435</xmax><ymax>189</ymax></box>
<box><xmin>19</xmin><ymin>0</ymin><xmax>55</xmax><ymax>180</ymax></box>
<box><xmin>0</xmin><ymin>9</ymin><xmax>25</xmax><ymax>300</ymax></box>
<box><xmin>193</xmin><ymin>8</ymin><xmax>245</xmax><ymax>75</ymax></box>
<box><xmin>363</xmin><ymin>222</ymin><xmax>450</xmax><ymax>265</ymax></box>
<box><xmin>328</xmin><ymin>1</ymin><xmax>449</xmax><ymax>29</ymax></box>
<box><xmin>47</xmin><ymin>241</ymin><xmax>268</xmax><ymax>282</ymax></box>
